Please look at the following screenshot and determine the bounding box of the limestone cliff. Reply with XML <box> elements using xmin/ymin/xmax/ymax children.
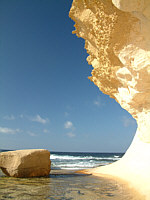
<box><xmin>69</xmin><ymin>0</ymin><xmax>150</xmax><ymax>198</ymax></box>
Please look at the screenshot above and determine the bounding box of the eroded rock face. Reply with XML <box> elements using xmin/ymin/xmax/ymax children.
<box><xmin>0</xmin><ymin>149</ymin><xmax>51</xmax><ymax>178</ymax></box>
<box><xmin>69</xmin><ymin>0</ymin><xmax>150</xmax><ymax>197</ymax></box>
<box><xmin>69</xmin><ymin>0</ymin><xmax>150</xmax><ymax>142</ymax></box>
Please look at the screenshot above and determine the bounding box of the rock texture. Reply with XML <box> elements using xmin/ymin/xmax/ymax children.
<box><xmin>0</xmin><ymin>149</ymin><xmax>51</xmax><ymax>178</ymax></box>
<box><xmin>69</xmin><ymin>0</ymin><xmax>150</xmax><ymax>198</ymax></box>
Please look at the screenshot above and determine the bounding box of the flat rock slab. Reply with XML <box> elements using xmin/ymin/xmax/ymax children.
<box><xmin>0</xmin><ymin>149</ymin><xmax>51</xmax><ymax>178</ymax></box>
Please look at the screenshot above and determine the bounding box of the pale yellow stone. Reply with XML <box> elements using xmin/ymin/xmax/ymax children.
<box><xmin>69</xmin><ymin>0</ymin><xmax>150</xmax><ymax>199</ymax></box>
<box><xmin>0</xmin><ymin>149</ymin><xmax>51</xmax><ymax>178</ymax></box>
<box><xmin>112</xmin><ymin>0</ymin><xmax>145</xmax><ymax>12</ymax></box>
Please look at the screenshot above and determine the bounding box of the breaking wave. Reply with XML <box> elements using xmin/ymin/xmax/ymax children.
<box><xmin>51</xmin><ymin>152</ymin><xmax>123</xmax><ymax>170</ymax></box>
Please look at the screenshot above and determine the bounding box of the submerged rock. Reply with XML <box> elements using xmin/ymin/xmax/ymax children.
<box><xmin>0</xmin><ymin>149</ymin><xmax>51</xmax><ymax>178</ymax></box>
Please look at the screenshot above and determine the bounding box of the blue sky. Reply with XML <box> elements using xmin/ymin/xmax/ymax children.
<box><xmin>0</xmin><ymin>0</ymin><xmax>136</xmax><ymax>152</ymax></box>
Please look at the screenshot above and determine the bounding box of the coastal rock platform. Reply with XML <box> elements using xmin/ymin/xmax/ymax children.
<box><xmin>0</xmin><ymin>149</ymin><xmax>51</xmax><ymax>178</ymax></box>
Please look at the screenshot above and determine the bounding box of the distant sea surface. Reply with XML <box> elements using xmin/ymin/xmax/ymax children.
<box><xmin>50</xmin><ymin>151</ymin><xmax>123</xmax><ymax>170</ymax></box>
<box><xmin>0</xmin><ymin>150</ymin><xmax>142</xmax><ymax>199</ymax></box>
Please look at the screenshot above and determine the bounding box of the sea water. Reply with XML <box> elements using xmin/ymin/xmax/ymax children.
<box><xmin>50</xmin><ymin>151</ymin><xmax>123</xmax><ymax>170</ymax></box>
<box><xmin>0</xmin><ymin>150</ymin><xmax>143</xmax><ymax>200</ymax></box>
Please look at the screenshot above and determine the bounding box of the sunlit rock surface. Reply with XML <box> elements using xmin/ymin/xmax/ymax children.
<box><xmin>69</xmin><ymin>0</ymin><xmax>150</xmax><ymax>198</ymax></box>
<box><xmin>0</xmin><ymin>149</ymin><xmax>51</xmax><ymax>178</ymax></box>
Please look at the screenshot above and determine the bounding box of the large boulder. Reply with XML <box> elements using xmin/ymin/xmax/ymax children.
<box><xmin>0</xmin><ymin>149</ymin><xmax>51</xmax><ymax>178</ymax></box>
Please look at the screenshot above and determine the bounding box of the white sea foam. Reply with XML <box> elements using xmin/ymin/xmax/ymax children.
<box><xmin>50</xmin><ymin>154</ymin><xmax>120</xmax><ymax>161</ymax></box>
<box><xmin>50</xmin><ymin>152</ymin><xmax>122</xmax><ymax>170</ymax></box>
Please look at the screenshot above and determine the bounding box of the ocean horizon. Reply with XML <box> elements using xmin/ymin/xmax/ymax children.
<box><xmin>0</xmin><ymin>149</ymin><xmax>124</xmax><ymax>171</ymax></box>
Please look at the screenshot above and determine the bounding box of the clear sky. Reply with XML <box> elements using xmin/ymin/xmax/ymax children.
<box><xmin>0</xmin><ymin>0</ymin><xmax>137</xmax><ymax>152</ymax></box>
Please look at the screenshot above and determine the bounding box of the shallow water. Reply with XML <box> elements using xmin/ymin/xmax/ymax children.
<box><xmin>0</xmin><ymin>170</ymin><xmax>143</xmax><ymax>200</ymax></box>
